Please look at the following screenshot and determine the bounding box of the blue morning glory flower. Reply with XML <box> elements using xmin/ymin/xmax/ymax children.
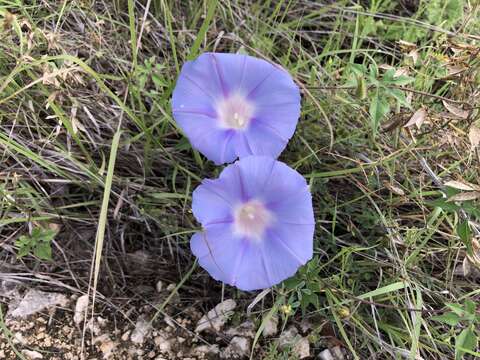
<box><xmin>190</xmin><ymin>156</ymin><xmax>315</xmax><ymax>291</ymax></box>
<box><xmin>172</xmin><ymin>53</ymin><xmax>301</xmax><ymax>165</ymax></box>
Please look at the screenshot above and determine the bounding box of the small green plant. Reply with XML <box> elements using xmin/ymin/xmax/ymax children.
<box><xmin>15</xmin><ymin>227</ymin><xmax>57</xmax><ymax>260</ymax></box>
<box><xmin>134</xmin><ymin>56</ymin><xmax>168</xmax><ymax>94</ymax></box>
<box><xmin>283</xmin><ymin>257</ymin><xmax>323</xmax><ymax>314</ymax></box>
<box><xmin>346</xmin><ymin>63</ymin><xmax>414</xmax><ymax>136</ymax></box>
<box><xmin>432</xmin><ymin>300</ymin><xmax>480</xmax><ymax>359</ymax></box>
<box><xmin>432</xmin><ymin>186</ymin><xmax>480</xmax><ymax>257</ymax></box>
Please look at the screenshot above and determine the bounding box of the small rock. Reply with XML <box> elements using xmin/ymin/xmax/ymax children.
<box><xmin>99</xmin><ymin>338</ymin><xmax>117</xmax><ymax>359</ymax></box>
<box><xmin>13</xmin><ymin>332</ymin><xmax>27</xmax><ymax>345</ymax></box>
<box><xmin>121</xmin><ymin>330</ymin><xmax>131</xmax><ymax>342</ymax></box>
<box><xmin>73</xmin><ymin>295</ymin><xmax>89</xmax><ymax>325</ymax></box>
<box><xmin>192</xmin><ymin>344</ymin><xmax>220</xmax><ymax>357</ymax></box>
<box><xmin>97</xmin><ymin>316</ymin><xmax>108</xmax><ymax>328</ymax></box>
<box><xmin>21</xmin><ymin>350</ymin><xmax>43</xmax><ymax>359</ymax></box>
<box><xmin>166</xmin><ymin>283</ymin><xmax>176</xmax><ymax>292</ymax></box>
<box><xmin>262</xmin><ymin>315</ymin><xmax>278</xmax><ymax>337</ymax></box>
<box><xmin>331</xmin><ymin>346</ymin><xmax>345</xmax><ymax>360</ymax></box>
<box><xmin>131</xmin><ymin>316</ymin><xmax>153</xmax><ymax>344</ymax></box>
<box><xmin>195</xmin><ymin>299</ymin><xmax>236</xmax><ymax>333</ymax></box>
<box><xmin>226</xmin><ymin>320</ymin><xmax>255</xmax><ymax>338</ymax></box>
<box><xmin>164</xmin><ymin>315</ymin><xmax>176</xmax><ymax>329</ymax></box>
<box><xmin>223</xmin><ymin>336</ymin><xmax>250</xmax><ymax>359</ymax></box>
<box><xmin>293</xmin><ymin>337</ymin><xmax>310</xmax><ymax>359</ymax></box>
<box><xmin>93</xmin><ymin>333</ymin><xmax>109</xmax><ymax>345</ymax></box>
<box><xmin>318</xmin><ymin>348</ymin><xmax>335</xmax><ymax>360</ymax></box>
<box><xmin>93</xmin><ymin>333</ymin><xmax>117</xmax><ymax>359</ymax></box>
<box><xmin>86</xmin><ymin>318</ymin><xmax>102</xmax><ymax>336</ymax></box>
<box><xmin>277</xmin><ymin>326</ymin><xmax>310</xmax><ymax>359</ymax></box>
<box><xmin>154</xmin><ymin>335</ymin><xmax>173</xmax><ymax>354</ymax></box>
<box><xmin>299</xmin><ymin>318</ymin><xmax>312</xmax><ymax>333</ymax></box>
<box><xmin>318</xmin><ymin>346</ymin><xmax>345</xmax><ymax>360</ymax></box>
<box><xmin>156</xmin><ymin>280</ymin><xmax>164</xmax><ymax>293</ymax></box>
<box><xmin>43</xmin><ymin>337</ymin><xmax>52</xmax><ymax>347</ymax></box>
<box><xmin>8</xmin><ymin>289</ymin><xmax>68</xmax><ymax>319</ymax></box>
<box><xmin>0</xmin><ymin>280</ymin><xmax>20</xmax><ymax>299</ymax></box>
<box><xmin>278</xmin><ymin>326</ymin><xmax>299</xmax><ymax>349</ymax></box>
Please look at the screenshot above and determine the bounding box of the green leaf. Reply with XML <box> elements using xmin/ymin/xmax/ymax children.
<box><xmin>457</xmin><ymin>221</ymin><xmax>472</xmax><ymax>253</ymax></box>
<box><xmin>358</xmin><ymin>281</ymin><xmax>406</xmax><ymax>299</ymax></box>
<box><xmin>300</xmin><ymin>293</ymin><xmax>319</xmax><ymax>313</ymax></box>
<box><xmin>447</xmin><ymin>303</ymin><xmax>466</xmax><ymax>317</ymax></box>
<box><xmin>463</xmin><ymin>300</ymin><xmax>476</xmax><ymax>321</ymax></box>
<box><xmin>369</xmin><ymin>92</ymin><xmax>390</xmax><ymax>134</ymax></box>
<box><xmin>387</xmin><ymin>88</ymin><xmax>411</xmax><ymax>108</ymax></box>
<box><xmin>40</xmin><ymin>229</ymin><xmax>57</xmax><ymax>242</ymax></box>
<box><xmin>34</xmin><ymin>242</ymin><xmax>52</xmax><ymax>261</ymax></box>
<box><xmin>17</xmin><ymin>244</ymin><xmax>31</xmax><ymax>258</ymax></box>
<box><xmin>382</xmin><ymin>69</ymin><xmax>396</xmax><ymax>83</ymax></box>
<box><xmin>431</xmin><ymin>312</ymin><xmax>461</xmax><ymax>326</ymax></box>
<box><xmin>368</xmin><ymin>63</ymin><xmax>378</xmax><ymax>80</ymax></box>
<box><xmin>390</xmin><ymin>75</ymin><xmax>415</xmax><ymax>86</ymax></box>
<box><xmin>456</xmin><ymin>327</ymin><xmax>477</xmax><ymax>360</ymax></box>
<box><xmin>430</xmin><ymin>198</ymin><xmax>460</xmax><ymax>212</ymax></box>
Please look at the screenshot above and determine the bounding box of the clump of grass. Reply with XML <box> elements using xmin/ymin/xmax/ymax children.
<box><xmin>1</xmin><ymin>1</ymin><xmax>480</xmax><ymax>359</ymax></box>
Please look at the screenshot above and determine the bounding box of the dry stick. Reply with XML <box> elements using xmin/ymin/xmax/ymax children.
<box><xmin>136</xmin><ymin>0</ymin><xmax>152</xmax><ymax>55</ymax></box>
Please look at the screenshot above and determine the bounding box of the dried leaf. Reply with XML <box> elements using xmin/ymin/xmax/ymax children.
<box><xmin>446</xmin><ymin>65</ymin><xmax>466</xmax><ymax>76</ymax></box>
<box><xmin>378</xmin><ymin>63</ymin><xmax>394</xmax><ymax>71</ymax></box>
<box><xmin>397</xmin><ymin>40</ymin><xmax>417</xmax><ymax>51</ymax></box>
<box><xmin>394</xmin><ymin>67</ymin><xmax>409</xmax><ymax>77</ymax></box>
<box><xmin>383</xmin><ymin>181</ymin><xmax>405</xmax><ymax>196</ymax></box>
<box><xmin>442</xmin><ymin>100</ymin><xmax>469</xmax><ymax>119</ymax></box>
<box><xmin>447</xmin><ymin>191</ymin><xmax>480</xmax><ymax>202</ymax></box>
<box><xmin>444</xmin><ymin>180</ymin><xmax>479</xmax><ymax>191</ymax></box>
<box><xmin>407</xmin><ymin>49</ymin><xmax>419</xmax><ymax>64</ymax></box>
<box><xmin>468</xmin><ymin>126</ymin><xmax>480</xmax><ymax>150</ymax></box>
<box><xmin>404</xmin><ymin>107</ymin><xmax>427</xmax><ymax>129</ymax></box>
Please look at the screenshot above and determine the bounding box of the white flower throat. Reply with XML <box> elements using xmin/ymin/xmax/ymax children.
<box><xmin>233</xmin><ymin>200</ymin><xmax>273</xmax><ymax>240</ymax></box>
<box><xmin>217</xmin><ymin>93</ymin><xmax>254</xmax><ymax>130</ymax></box>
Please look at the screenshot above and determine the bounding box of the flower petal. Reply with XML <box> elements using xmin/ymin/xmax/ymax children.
<box><xmin>173</xmin><ymin>111</ymin><xmax>236</xmax><ymax>165</ymax></box>
<box><xmin>190</xmin><ymin>156</ymin><xmax>315</xmax><ymax>291</ymax></box>
<box><xmin>267</xmin><ymin>188</ymin><xmax>314</xmax><ymax>225</ymax></box>
<box><xmin>191</xmin><ymin>224</ymin><xmax>246</xmax><ymax>286</ymax></box>
<box><xmin>234</xmin><ymin>156</ymin><xmax>309</xmax><ymax>204</ymax></box>
<box><xmin>192</xmin><ymin>162</ymin><xmax>247</xmax><ymax>224</ymax></box>
<box><xmin>172</xmin><ymin>53</ymin><xmax>301</xmax><ymax>163</ymax></box>
<box><xmin>242</xmin><ymin>121</ymin><xmax>288</xmax><ymax>159</ymax></box>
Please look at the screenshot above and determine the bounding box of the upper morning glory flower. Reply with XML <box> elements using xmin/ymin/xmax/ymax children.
<box><xmin>172</xmin><ymin>53</ymin><xmax>301</xmax><ymax>164</ymax></box>
<box><xmin>191</xmin><ymin>156</ymin><xmax>315</xmax><ymax>291</ymax></box>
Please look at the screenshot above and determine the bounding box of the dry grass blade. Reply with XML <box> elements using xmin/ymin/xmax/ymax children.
<box><xmin>444</xmin><ymin>180</ymin><xmax>480</xmax><ymax>191</ymax></box>
<box><xmin>447</xmin><ymin>191</ymin><xmax>480</xmax><ymax>202</ymax></box>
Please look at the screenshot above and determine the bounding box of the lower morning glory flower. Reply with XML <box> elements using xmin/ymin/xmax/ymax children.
<box><xmin>191</xmin><ymin>156</ymin><xmax>315</xmax><ymax>291</ymax></box>
<box><xmin>172</xmin><ymin>53</ymin><xmax>301</xmax><ymax>165</ymax></box>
